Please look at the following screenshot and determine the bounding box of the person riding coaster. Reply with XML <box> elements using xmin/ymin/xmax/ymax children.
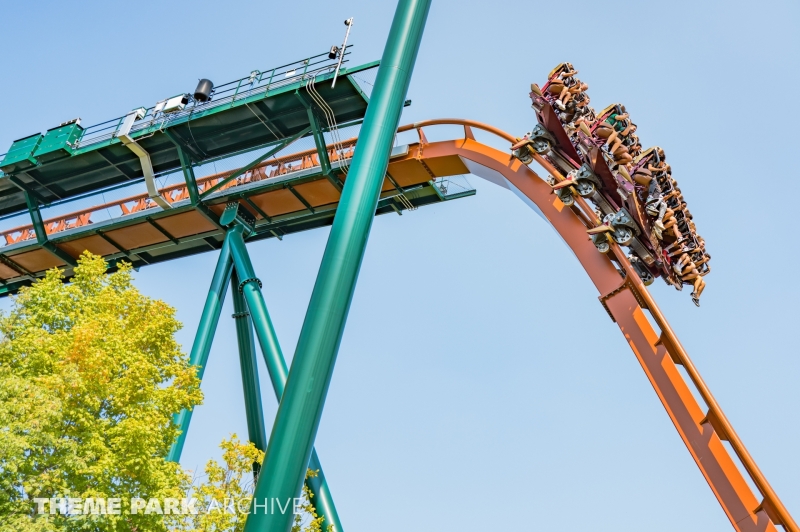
<box><xmin>522</xmin><ymin>86</ymin><xmax>667</xmax><ymax>285</ymax></box>
<box><xmin>632</xmin><ymin>147</ymin><xmax>710</xmax><ymax>305</ymax></box>
<box><xmin>591</xmin><ymin>103</ymin><xmax>642</xmax><ymax>167</ymax></box>
<box><xmin>533</xmin><ymin>62</ymin><xmax>596</xmax><ymax>136</ymax></box>
<box><xmin>514</xmin><ymin>108</ymin><xmax>670</xmax><ymax>292</ymax></box>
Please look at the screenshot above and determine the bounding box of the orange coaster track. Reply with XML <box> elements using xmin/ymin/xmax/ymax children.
<box><xmin>395</xmin><ymin>119</ymin><xmax>796</xmax><ymax>532</ymax></box>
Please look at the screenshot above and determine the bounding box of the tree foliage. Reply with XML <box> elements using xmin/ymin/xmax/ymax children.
<box><xmin>0</xmin><ymin>254</ymin><xmax>326</xmax><ymax>532</ymax></box>
<box><xmin>177</xmin><ymin>434</ymin><xmax>262</xmax><ymax>532</ymax></box>
<box><xmin>0</xmin><ymin>254</ymin><xmax>202</xmax><ymax>531</ymax></box>
<box><xmin>175</xmin><ymin>435</ymin><xmax>329</xmax><ymax>532</ymax></box>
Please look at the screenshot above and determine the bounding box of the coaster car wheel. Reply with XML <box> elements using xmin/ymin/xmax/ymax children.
<box><xmin>575</xmin><ymin>179</ymin><xmax>595</xmax><ymax>197</ymax></box>
<box><xmin>591</xmin><ymin>232</ymin><xmax>610</xmax><ymax>253</ymax></box>
<box><xmin>528</xmin><ymin>124</ymin><xmax>557</xmax><ymax>154</ymax></box>
<box><xmin>604</xmin><ymin>208</ymin><xmax>640</xmax><ymax>246</ymax></box>
<box><xmin>555</xmin><ymin>187</ymin><xmax>574</xmax><ymax>206</ymax></box>
<box><xmin>512</xmin><ymin>146</ymin><xmax>533</xmax><ymax>165</ymax></box>
<box><xmin>630</xmin><ymin>256</ymin><xmax>655</xmax><ymax>286</ymax></box>
<box><xmin>569</xmin><ymin>164</ymin><xmax>601</xmax><ymax>198</ymax></box>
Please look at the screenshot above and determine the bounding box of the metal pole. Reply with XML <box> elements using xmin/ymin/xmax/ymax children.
<box><xmin>228</xmin><ymin>227</ymin><xmax>289</xmax><ymax>392</ymax></box>
<box><xmin>244</xmin><ymin>2</ymin><xmax>431</xmax><ymax>530</ymax></box>
<box><xmin>167</xmin><ymin>237</ymin><xmax>234</xmax><ymax>462</ymax></box>
<box><xmin>227</xmin><ymin>228</ymin><xmax>344</xmax><ymax>532</ymax></box>
<box><xmin>331</xmin><ymin>18</ymin><xmax>354</xmax><ymax>89</ymax></box>
<box><xmin>231</xmin><ymin>268</ymin><xmax>269</xmax><ymax>474</ymax></box>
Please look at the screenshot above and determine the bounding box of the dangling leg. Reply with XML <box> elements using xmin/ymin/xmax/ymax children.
<box><xmin>691</xmin><ymin>275</ymin><xmax>705</xmax><ymax>306</ymax></box>
<box><xmin>694</xmin><ymin>276</ymin><xmax>705</xmax><ymax>295</ymax></box>
<box><xmin>652</xmin><ymin>201</ymin><xmax>666</xmax><ymax>239</ymax></box>
<box><xmin>673</xmin><ymin>253</ymin><xmax>691</xmax><ymax>275</ymax></box>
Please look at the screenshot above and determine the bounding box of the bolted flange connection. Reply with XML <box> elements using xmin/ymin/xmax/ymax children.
<box><xmin>238</xmin><ymin>277</ymin><xmax>262</xmax><ymax>294</ymax></box>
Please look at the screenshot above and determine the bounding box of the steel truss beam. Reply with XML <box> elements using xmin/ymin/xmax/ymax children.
<box><xmin>171</xmin><ymin>141</ymin><xmax>201</xmax><ymax>205</ymax></box>
<box><xmin>24</xmin><ymin>192</ymin><xmax>77</xmax><ymax>267</ymax></box>
<box><xmin>167</xmin><ymin>236</ymin><xmax>234</xmax><ymax>461</ymax></box>
<box><xmin>165</xmin><ymin>129</ymin><xmax>206</xmax><ymax>164</ymax></box>
<box><xmin>171</xmin><ymin>140</ymin><xmax>226</xmax><ymax>231</ymax></box>
<box><xmin>200</xmin><ymin>127</ymin><xmax>312</xmax><ymax>200</ymax></box>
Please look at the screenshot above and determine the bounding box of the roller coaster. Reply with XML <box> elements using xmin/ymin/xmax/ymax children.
<box><xmin>516</xmin><ymin>63</ymin><xmax>710</xmax><ymax>306</ymax></box>
<box><xmin>0</xmin><ymin>2</ymin><xmax>795</xmax><ymax>531</ymax></box>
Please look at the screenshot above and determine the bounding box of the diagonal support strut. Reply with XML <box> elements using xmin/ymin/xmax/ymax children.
<box><xmin>243</xmin><ymin>2</ymin><xmax>431</xmax><ymax>531</ymax></box>
<box><xmin>227</xmin><ymin>224</ymin><xmax>345</xmax><ymax>532</ymax></box>
<box><xmin>231</xmin><ymin>268</ymin><xmax>269</xmax><ymax>475</ymax></box>
<box><xmin>200</xmin><ymin>127</ymin><xmax>311</xmax><ymax>199</ymax></box>
<box><xmin>167</xmin><ymin>236</ymin><xmax>234</xmax><ymax>462</ymax></box>
<box><xmin>166</xmin><ymin>206</ymin><xmax>346</xmax><ymax>532</ymax></box>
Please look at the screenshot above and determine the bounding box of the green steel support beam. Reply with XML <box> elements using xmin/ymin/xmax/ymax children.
<box><xmin>15</xmin><ymin>170</ymin><xmax>62</xmax><ymax>203</ymax></box>
<box><xmin>146</xmin><ymin>217</ymin><xmax>179</xmax><ymax>245</ymax></box>
<box><xmin>200</xmin><ymin>126</ymin><xmax>312</xmax><ymax>199</ymax></box>
<box><xmin>25</xmin><ymin>191</ymin><xmax>47</xmax><ymax>244</ymax></box>
<box><xmin>10</xmin><ymin>175</ymin><xmax>48</xmax><ymax>204</ymax></box>
<box><xmin>226</xmin><ymin>226</ymin><xmax>344</xmax><ymax>532</ymax></box>
<box><xmin>0</xmin><ymin>253</ymin><xmax>35</xmax><ymax>281</ymax></box>
<box><xmin>244</xmin><ymin>2</ymin><xmax>430</xmax><ymax>531</ymax></box>
<box><xmin>44</xmin><ymin>243</ymin><xmax>78</xmax><ymax>268</ymax></box>
<box><xmin>295</xmin><ymin>92</ymin><xmax>340</xmax><ymax>191</ymax></box>
<box><xmin>231</xmin><ymin>268</ymin><xmax>269</xmax><ymax>475</ymax></box>
<box><xmin>173</xmin><ymin>142</ymin><xmax>201</xmax><ymax>205</ymax></box>
<box><xmin>96</xmin><ymin>230</ymin><xmax>148</xmax><ymax>265</ymax></box>
<box><xmin>170</xmin><ymin>140</ymin><xmax>228</xmax><ymax>231</ymax></box>
<box><xmin>346</xmin><ymin>75</ymin><xmax>371</xmax><ymax>106</ymax></box>
<box><xmin>385</xmin><ymin>172</ymin><xmax>406</xmax><ymax>194</ymax></box>
<box><xmin>242</xmin><ymin>196</ymin><xmax>272</xmax><ymax>223</ymax></box>
<box><xmin>285</xmin><ymin>184</ymin><xmax>315</xmax><ymax>214</ymax></box>
<box><xmin>24</xmin><ymin>192</ymin><xmax>78</xmax><ymax>267</ymax></box>
<box><xmin>167</xmin><ymin>236</ymin><xmax>234</xmax><ymax>462</ymax></box>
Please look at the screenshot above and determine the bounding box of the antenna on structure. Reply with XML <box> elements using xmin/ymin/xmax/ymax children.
<box><xmin>331</xmin><ymin>17</ymin><xmax>354</xmax><ymax>89</ymax></box>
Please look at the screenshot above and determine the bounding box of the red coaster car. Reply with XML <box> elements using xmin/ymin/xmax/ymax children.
<box><xmin>514</xmin><ymin>64</ymin><xmax>710</xmax><ymax>305</ymax></box>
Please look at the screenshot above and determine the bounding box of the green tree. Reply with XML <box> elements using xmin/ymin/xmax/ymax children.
<box><xmin>176</xmin><ymin>434</ymin><xmax>263</xmax><ymax>532</ymax></box>
<box><xmin>0</xmin><ymin>253</ymin><xmax>202</xmax><ymax>531</ymax></box>
<box><xmin>175</xmin><ymin>435</ymin><xmax>329</xmax><ymax>532</ymax></box>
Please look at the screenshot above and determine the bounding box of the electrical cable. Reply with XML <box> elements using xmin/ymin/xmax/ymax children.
<box><xmin>306</xmin><ymin>76</ymin><xmax>350</xmax><ymax>175</ymax></box>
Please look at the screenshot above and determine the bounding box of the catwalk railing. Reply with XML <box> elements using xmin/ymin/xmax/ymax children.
<box><xmin>0</xmin><ymin>141</ymin><xmax>358</xmax><ymax>246</ymax></box>
<box><xmin>74</xmin><ymin>50</ymin><xmax>353</xmax><ymax>151</ymax></box>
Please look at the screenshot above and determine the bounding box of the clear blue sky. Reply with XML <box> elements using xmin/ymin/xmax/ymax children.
<box><xmin>1</xmin><ymin>0</ymin><xmax>799</xmax><ymax>530</ymax></box>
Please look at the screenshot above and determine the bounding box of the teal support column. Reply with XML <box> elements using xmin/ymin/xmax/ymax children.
<box><xmin>227</xmin><ymin>228</ymin><xmax>344</xmax><ymax>532</ymax></box>
<box><xmin>24</xmin><ymin>191</ymin><xmax>78</xmax><ymax>267</ymax></box>
<box><xmin>167</xmin><ymin>238</ymin><xmax>234</xmax><ymax>462</ymax></box>
<box><xmin>244</xmin><ymin>2</ymin><xmax>430</xmax><ymax>531</ymax></box>
<box><xmin>175</xmin><ymin>144</ymin><xmax>201</xmax><ymax>205</ymax></box>
<box><xmin>296</xmin><ymin>92</ymin><xmax>340</xmax><ymax>192</ymax></box>
<box><xmin>231</xmin><ymin>268</ymin><xmax>268</xmax><ymax>474</ymax></box>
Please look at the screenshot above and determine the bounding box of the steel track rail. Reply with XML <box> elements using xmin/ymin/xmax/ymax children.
<box><xmin>396</xmin><ymin>118</ymin><xmax>796</xmax><ymax>532</ymax></box>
